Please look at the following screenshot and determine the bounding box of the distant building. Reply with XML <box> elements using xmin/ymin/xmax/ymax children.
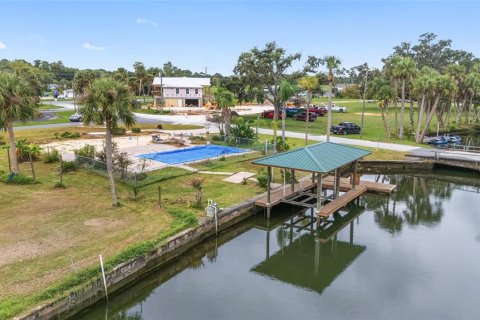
<box><xmin>47</xmin><ymin>84</ymin><xmax>59</xmax><ymax>90</ymax></box>
<box><xmin>335</xmin><ymin>83</ymin><xmax>351</xmax><ymax>92</ymax></box>
<box><xmin>152</xmin><ymin>77</ymin><xmax>211</xmax><ymax>108</ymax></box>
<box><xmin>63</xmin><ymin>89</ymin><xmax>75</xmax><ymax>98</ymax></box>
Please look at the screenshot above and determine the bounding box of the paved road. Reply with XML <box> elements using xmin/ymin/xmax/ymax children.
<box><xmin>15</xmin><ymin>103</ymin><xmax>420</xmax><ymax>152</ymax></box>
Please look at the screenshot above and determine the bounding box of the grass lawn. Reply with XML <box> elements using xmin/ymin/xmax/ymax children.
<box><xmin>0</xmin><ymin>151</ymin><xmax>265</xmax><ymax>319</ymax></box>
<box><xmin>14</xmin><ymin>111</ymin><xmax>76</xmax><ymax>127</ymax></box>
<box><xmin>246</xmin><ymin>98</ymin><xmax>471</xmax><ymax>145</ymax></box>
<box><xmin>38</xmin><ymin>104</ymin><xmax>64</xmax><ymax>110</ymax></box>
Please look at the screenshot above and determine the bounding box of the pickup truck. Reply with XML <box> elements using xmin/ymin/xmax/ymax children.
<box><xmin>260</xmin><ymin>110</ymin><xmax>284</xmax><ymax>119</ymax></box>
<box><xmin>293</xmin><ymin>112</ymin><xmax>317</xmax><ymax>122</ymax></box>
<box><xmin>321</xmin><ymin>104</ymin><xmax>347</xmax><ymax>113</ymax></box>
<box><xmin>330</xmin><ymin>122</ymin><xmax>361</xmax><ymax>135</ymax></box>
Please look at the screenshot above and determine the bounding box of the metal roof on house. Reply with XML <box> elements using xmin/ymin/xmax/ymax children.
<box><xmin>252</xmin><ymin>142</ymin><xmax>371</xmax><ymax>173</ymax></box>
<box><xmin>152</xmin><ymin>77</ymin><xmax>210</xmax><ymax>88</ymax></box>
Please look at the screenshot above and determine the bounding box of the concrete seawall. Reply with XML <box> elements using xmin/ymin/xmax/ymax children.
<box><xmin>358</xmin><ymin>160</ymin><xmax>434</xmax><ymax>173</ymax></box>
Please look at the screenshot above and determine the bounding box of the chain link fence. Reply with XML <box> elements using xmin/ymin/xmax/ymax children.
<box><xmin>207</xmin><ymin>135</ymin><xmax>275</xmax><ymax>155</ymax></box>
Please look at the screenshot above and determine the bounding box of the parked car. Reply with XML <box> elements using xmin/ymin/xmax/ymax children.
<box><xmin>308</xmin><ymin>106</ymin><xmax>327</xmax><ymax>116</ymax></box>
<box><xmin>331</xmin><ymin>122</ymin><xmax>361</xmax><ymax>134</ymax></box>
<box><xmin>285</xmin><ymin>107</ymin><xmax>301</xmax><ymax>117</ymax></box>
<box><xmin>69</xmin><ymin>113</ymin><xmax>83</xmax><ymax>122</ymax></box>
<box><xmin>260</xmin><ymin>110</ymin><xmax>284</xmax><ymax>119</ymax></box>
<box><xmin>321</xmin><ymin>104</ymin><xmax>347</xmax><ymax>113</ymax></box>
<box><xmin>293</xmin><ymin>112</ymin><xmax>317</xmax><ymax>122</ymax></box>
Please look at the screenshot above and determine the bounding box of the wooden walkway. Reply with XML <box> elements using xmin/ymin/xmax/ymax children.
<box><xmin>255</xmin><ymin>175</ymin><xmax>396</xmax><ymax>209</ymax></box>
<box><xmin>318</xmin><ymin>186</ymin><xmax>367</xmax><ymax>218</ymax></box>
<box><xmin>322</xmin><ymin>176</ymin><xmax>396</xmax><ymax>195</ymax></box>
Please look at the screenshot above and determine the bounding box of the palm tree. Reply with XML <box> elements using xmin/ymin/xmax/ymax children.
<box><xmin>279</xmin><ymin>80</ymin><xmax>294</xmax><ymax>145</ymax></box>
<box><xmin>324</xmin><ymin>56</ymin><xmax>341</xmax><ymax>142</ymax></box>
<box><xmin>298</xmin><ymin>76</ymin><xmax>318</xmax><ymax>145</ymax></box>
<box><xmin>384</xmin><ymin>56</ymin><xmax>401</xmax><ymax>137</ymax></box>
<box><xmin>80</xmin><ymin>77</ymin><xmax>135</xmax><ymax>206</ymax></box>
<box><xmin>370</xmin><ymin>77</ymin><xmax>395</xmax><ymax>141</ymax></box>
<box><xmin>214</xmin><ymin>87</ymin><xmax>235</xmax><ymax>138</ymax></box>
<box><xmin>0</xmin><ymin>71</ymin><xmax>37</xmax><ymax>174</ymax></box>
<box><xmin>396</xmin><ymin>57</ymin><xmax>417</xmax><ymax>139</ymax></box>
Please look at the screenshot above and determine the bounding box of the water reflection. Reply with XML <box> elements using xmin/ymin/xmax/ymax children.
<box><xmin>368</xmin><ymin>171</ymin><xmax>475</xmax><ymax>234</ymax></box>
<box><xmin>252</xmin><ymin>205</ymin><xmax>366</xmax><ymax>294</ymax></box>
<box><xmin>75</xmin><ymin>170</ymin><xmax>480</xmax><ymax>320</ymax></box>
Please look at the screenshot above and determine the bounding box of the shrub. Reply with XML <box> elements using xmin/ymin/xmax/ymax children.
<box><xmin>43</xmin><ymin>149</ymin><xmax>61</xmax><ymax>163</ymax></box>
<box><xmin>190</xmin><ymin>135</ymin><xmax>207</xmax><ymax>144</ymax></box>
<box><xmin>132</xmin><ymin>128</ymin><xmax>142</xmax><ymax>134</ymax></box>
<box><xmin>190</xmin><ymin>177</ymin><xmax>204</xmax><ymax>189</ymax></box>
<box><xmin>54</xmin><ymin>181</ymin><xmax>66</xmax><ymax>189</ymax></box>
<box><xmin>61</xmin><ymin>161</ymin><xmax>78</xmax><ymax>173</ymax></box>
<box><xmin>131</xmin><ymin>184</ymin><xmax>141</xmax><ymax>200</ymax></box>
<box><xmin>15</xmin><ymin>138</ymin><xmax>41</xmax><ymax>162</ymax></box>
<box><xmin>449</xmin><ymin>123</ymin><xmax>458</xmax><ymax>132</ymax></box>
<box><xmin>59</xmin><ymin>131</ymin><xmax>80</xmax><ymax>139</ymax></box>
<box><xmin>272</xmin><ymin>136</ymin><xmax>290</xmax><ymax>152</ymax></box>
<box><xmin>211</xmin><ymin>135</ymin><xmax>223</xmax><ymax>142</ymax></box>
<box><xmin>112</xmin><ymin>127</ymin><xmax>126</xmax><ymax>135</ymax></box>
<box><xmin>219</xmin><ymin>156</ymin><xmax>226</xmax><ymax>161</ymax></box>
<box><xmin>2</xmin><ymin>173</ymin><xmax>36</xmax><ymax>185</ymax></box>
<box><xmin>74</xmin><ymin>144</ymin><xmax>96</xmax><ymax>159</ymax></box>
<box><xmin>0</xmin><ymin>137</ymin><xmax>6</xmax><ymax>146</ymax></box>
<box><xmin>157</xmin><ymin>124</ymin><xmax>163</xmax><ymax>129</ymax></box>
<box><xmin>230</xmin><ymin>117</ymin><xmax>255</xmax><ymax>139</ymax></box>
<box><xmin>256</xmin><ymin>172</ymin><xmax>268</xmax><ymax>188</ymax></box>
<box><xmin>168</xmin><ymin>208</ymin><xmax>198</xmax><ymax>228</ymax></box>
<box><xmin>403</xmin><ymin>126</ymin><xmax>415</xmax><ymax>141</ymax></box>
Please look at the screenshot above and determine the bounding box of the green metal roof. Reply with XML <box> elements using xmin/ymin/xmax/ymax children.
<box><xmin>252</xmin><ymin>142</ymin><xmax>371</xmax><ymax>173</ymax></box>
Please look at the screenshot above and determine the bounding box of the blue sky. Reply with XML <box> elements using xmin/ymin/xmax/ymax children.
<box><xmin>1</xmin><ymin>1</ymin><xmax>479</xmax><ymax>75</ymax></box>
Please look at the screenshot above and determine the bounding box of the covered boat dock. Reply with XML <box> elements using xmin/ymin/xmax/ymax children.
<box><xmin>252</xmin><ymin>142</ymin><xmax>396</xmax><ymax>220</ymax></box>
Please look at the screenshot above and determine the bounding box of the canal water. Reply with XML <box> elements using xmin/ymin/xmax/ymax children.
<box><xmin>77</xmin><ymin>169</ymin><xmax>480</xmax><ymax>320</ymax></box>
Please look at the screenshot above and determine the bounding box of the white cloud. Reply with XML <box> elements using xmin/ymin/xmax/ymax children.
<box><xmin>136</xmin><ymin>18</ymin><xmax>157</xmax><ymax>27</ymax></box>
<box><xmin>82</xmin><ymin>42</ymin><xmax>105</xmax><ymax>51</ymax></box>
<box><xmin>0</xmin><ymin>41</ymin><xmax>6</xmax><ymax>50</ymax></box>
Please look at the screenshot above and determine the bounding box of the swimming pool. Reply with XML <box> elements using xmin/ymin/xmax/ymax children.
<box><xmin>138</xmin><ymin>144</ymin><xmax>247</xmax><ymax>165</ymax></box>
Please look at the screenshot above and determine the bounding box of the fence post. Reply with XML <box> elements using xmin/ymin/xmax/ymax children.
<box><xmin>59</xmin><ymin>154</ymin><xmax>63</xmax><ymax>183</ymax></box>
<box><xmin>158</xmin><ymin>186</ymin><xmax>162</xmax><ymax>208</ymax></box>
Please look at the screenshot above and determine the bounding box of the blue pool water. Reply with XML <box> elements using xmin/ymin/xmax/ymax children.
<box><xmin>138</xmin><ymin>145</ymin><xmax>247</xmax><ymax>165</ymax></box>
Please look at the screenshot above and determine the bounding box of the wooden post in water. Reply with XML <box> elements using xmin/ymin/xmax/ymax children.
<box><xmin>316</xmin><ymin>175</ymin><xmax>322</xmax><ymax>208</ymax></box>
<box><xmin>352</xmin><ymin>161</ymin><xmax>358</xmax><ymax>190</ymax></box>
<box><xmin>350</xmin><ymin>221</ymin><xmax>354</xmax><ymax>245</ymax></box>
<box><xmin>267</xmin><ymin>166</ymin><xmax>272</xmax><ymax>218</ymax></box>
<box><xmin>334</xmin><ymin>169</ymin><xmax>340</xmax><ymax>198</ymax></box>
<box><xmin>291</xmin><ymin>169</ymin><xmax>295</xmax><ymax>193</ymax></box>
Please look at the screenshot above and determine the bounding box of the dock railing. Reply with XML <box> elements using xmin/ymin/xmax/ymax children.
<box><xmin>444</xmin><ymin>144</ymin><xmax>480</xmax><ymax>153</ymax></box>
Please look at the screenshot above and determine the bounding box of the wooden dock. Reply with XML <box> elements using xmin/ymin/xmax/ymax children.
<box><xmin>255</xmin><ymin>174</ymin><xmax>396</xmax><ymax>220</ymax></box>
<box><xmin>321</xmin><ymin>176</ymin><xmax>397</xmax><ymax>195</ymax></box>
<box><xmin>318</xmin><ymin>186</ymin><xmax>367</xmax><ymax>218</ymax></box>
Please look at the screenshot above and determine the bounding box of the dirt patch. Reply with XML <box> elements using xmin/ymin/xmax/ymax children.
<box><xmin>83</xmin><ymin>218</ymin><xmax>124</xmax><ymax>229</ymax></box>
